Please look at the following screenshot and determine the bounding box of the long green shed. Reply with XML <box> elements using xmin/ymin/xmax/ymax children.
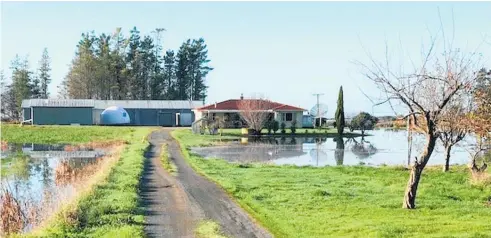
<box><xmin>21</xmin><ymin>99</ymin><xmax>203</xmax><ymax>126</ymax></box>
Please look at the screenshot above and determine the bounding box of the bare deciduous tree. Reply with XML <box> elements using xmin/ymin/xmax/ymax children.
<box><xmin>437</xmin><ymin>98</ymin><xmax>469</xmax><ymax>172</ymax></box>
<box><xmin>237</xmin><ymin>94</ymin><xmax>272</xmax><ymax>135</ymax></box>
<box><xmin>466</xmin><ymin>76</ymin><xmax>491</xmax><ymax>176</ymax></box>
<box><xmin>357</xmin><ymin>34</ymin><xmax>481</xmax><ymax>208</ymax></box>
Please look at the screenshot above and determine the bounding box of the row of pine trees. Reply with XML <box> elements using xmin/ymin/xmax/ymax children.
<box><xmin>59</xmin><ymin>27</ymin><xmax>213</xmax><ymax>101</ymax></box>
<box><xmin>0</xmin><ymin>27</ymin><xmax>213</xmax><ymax>121</ymax></box>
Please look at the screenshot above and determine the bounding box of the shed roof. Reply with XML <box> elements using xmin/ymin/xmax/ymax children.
<box><xmin>22</xmin><ymin>99</ymin><xmax>204</xmax><ymax>109</ymax></box>
<box><xmin>21</xmin><ymin>99</ymin><xmax>95</xmax><ymax>108</ymax></box>
<box><xmin>94</xmin><ymin>100</ymin><xmax>203</xmax><ymax>109</ymax></box>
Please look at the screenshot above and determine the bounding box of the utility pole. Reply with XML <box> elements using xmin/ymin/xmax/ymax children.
<box><xmin>312</xmin><ymin>93</ymin><xmax>324</xmax><ymax>128</ymax></box>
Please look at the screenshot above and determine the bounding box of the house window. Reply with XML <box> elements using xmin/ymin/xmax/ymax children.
<box><xmin>283</xmin><ymin>113</ymin><xmax>293</xmax><ymax>122</ymax></box>
<box><xmin>212</xmin><ymin>113</ymin><xmax>216</xmax><ymax>120</ymax></box>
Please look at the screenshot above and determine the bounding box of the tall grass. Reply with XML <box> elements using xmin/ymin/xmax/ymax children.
<box><xmin>172</xmin><ymin>129</ymin><xmax>491</xmax><ymax>237</ymax></box>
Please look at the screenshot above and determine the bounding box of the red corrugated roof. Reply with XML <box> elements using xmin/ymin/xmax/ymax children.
<box><xmin>196</xmin><ymin>99</ymin><xmax>305</xmax><ymax>111</ymax></box>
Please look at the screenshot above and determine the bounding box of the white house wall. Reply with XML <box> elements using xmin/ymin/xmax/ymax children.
<box><xmin>275</xmin><ymin>111</ymin><xmax>303</xmax><ymax>128</ymax></box>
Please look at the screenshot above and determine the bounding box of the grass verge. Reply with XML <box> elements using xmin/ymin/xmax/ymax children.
<box><xmin>195</xmin><ymin>220</ymin><xmax>228</xmax><ymax>238</ymax></box>
<box><xmin>172</xmin><ymin>128</ymin><xmax>491</xmax><ymax>238</ymax></box>
<box><xmin>160</xmin><ymin>144</ymin><xmax>177</xmax><ymax>175</ymax></box>
<box><xmin>12</xmin><ymin>127</ymin><xmax>152</xmax><ymax>237</ymax></box>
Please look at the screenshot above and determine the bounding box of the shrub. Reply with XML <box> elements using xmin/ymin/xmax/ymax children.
<box><xmin>280</xmin><ymin>122</ymin><xmax>286</xmax><ymax>134</ymax></box>
<box><xmin>305</xmin><ymin>129</ymin><xmax>309</xmax><ymax>134</ymax></box>
<box><xmin>265</xmin><ymin>121</ymin><xmax>273</xmax><ymax>135</ymax></box>
<box><xmin>290</xmin><ymin>120</ymin><xmax>297</xmax><ymax>134</ymax></box>
<box><xmin>273</xmin><ymin>120</ymin><xmax>279</xmax><ymax>134</ymax></box>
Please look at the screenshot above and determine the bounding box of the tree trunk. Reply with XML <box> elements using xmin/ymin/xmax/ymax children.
<box><xmin>402</xmin><ymin>135</ymin><xmax>437</xmax><ymax>209</ymax></box>
<box><xmin>443</xmin><ymin>145</ymin><xmax>452</xmax><ymax>172</ymax></box>
<box><xmin>402</xmin><ymin>163</ymin><xmax>423</xmax><ymax>209</ymax></box>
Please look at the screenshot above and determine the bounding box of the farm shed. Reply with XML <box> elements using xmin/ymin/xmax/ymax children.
<box><xmin>21</xmin><ymin>99</ymin><xmax>203</xmax><ymax>126</ymax></box>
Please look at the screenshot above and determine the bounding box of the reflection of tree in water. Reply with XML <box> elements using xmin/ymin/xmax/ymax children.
<box><xmin>347</xmin><ymin>136</ymin><xmax>378</xmax><ymax>159</ymax></box>
<box><xmin>333</xmin><ymin>137</ymin><xmax>345</xmax><ymax>165</ymax></box>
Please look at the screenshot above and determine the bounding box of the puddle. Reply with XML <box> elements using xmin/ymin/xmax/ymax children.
<box><xmin>191</xmin><ymin>129</ymin><xmax>485</xmax><ymax>167</ymax></box>
<box><xmin>0</xmin><ymin>143</ymin><xmax>109</xmax><ymax>233</ymax></box>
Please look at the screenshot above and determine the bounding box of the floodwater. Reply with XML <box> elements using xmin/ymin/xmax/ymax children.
<box><xmin>191</xmin><ymin>129</ymin><xmax>479</xmax><ymax>167</ymax></box>
<box><xmin>0</xmin><ymin>143</ymin><xmax>107</xmax><ymax>232</ymax></box>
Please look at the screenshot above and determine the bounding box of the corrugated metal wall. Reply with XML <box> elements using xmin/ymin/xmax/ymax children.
<box><xmin>27</xmin><ymin>106</ymin><xmax>194</xmax><ymax>126</ymax></box>
<box><xmin>121</xmin><ymin>108</ymin><xmax>194</xmax><ymax>126</ymax></box>
<box><xmin>32</xmin><ymin>107</ymin><xmax>93</xmax><ymax>125</ymax></box>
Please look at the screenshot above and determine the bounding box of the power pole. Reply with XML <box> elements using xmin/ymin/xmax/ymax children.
<box><xmin>312</xmin><ymin>93</ymin><xmax>324</xmax><ymax>128</ymax></box>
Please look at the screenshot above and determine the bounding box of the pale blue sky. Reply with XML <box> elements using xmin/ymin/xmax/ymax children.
<box><xmin>2</xmin><ymin>2</ymin><xmax>490</xmax><ymax>117</ymax></box>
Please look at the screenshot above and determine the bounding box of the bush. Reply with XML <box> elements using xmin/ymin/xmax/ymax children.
<box><xmin>265</xmin><ymin>121</ymin><xmax>273</xmax><ymax>135</ymax></box>
<box><xmin>290</xmin><ymin>120</ymin><xmax>297</xmax><ymax>134</ymax></box>
<box><xmin>305</xmin><ymin>129</ymin><xmax>309</xmax><ymax>134</ymax></box>
<box><xmin>280</xmin><ymin>122</ymin><xmax>286</xmax><ymax>134</ymax></box>
<box><xmin>273</xmin><ymin>120</ymin><xmax>279</xmax><ymax>134</ymax></box>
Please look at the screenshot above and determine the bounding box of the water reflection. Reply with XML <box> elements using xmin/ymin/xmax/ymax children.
<box><xmin>191</xmin><ymin>129</ymin><xmax>479</xmax><ymax>167</ymax></box>
<box><xmin>334</xmin><ymin>137</ymin><xmax>345</xmax><ymax>166</ymax></box>
<box><xmin>1</xmin><ymin>143</ymin><xmax>107</xmax><ymax>206</ymax></box>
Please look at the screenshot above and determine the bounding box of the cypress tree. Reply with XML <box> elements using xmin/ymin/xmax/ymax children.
<box><xmin>335</xmin><ymin>86</ymin><xmax>345</xmax><ymax>135</ymax></box>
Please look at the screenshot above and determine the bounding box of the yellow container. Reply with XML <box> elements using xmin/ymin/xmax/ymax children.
<box><xmin>241</xmin><ymin>128</ymin><xmax>248</xmax><ymax>135</ymax></box>
<box><xmin>241</xmin><ymin>137</ymin><xmax>249</xmax><ymax>144</ymax></box>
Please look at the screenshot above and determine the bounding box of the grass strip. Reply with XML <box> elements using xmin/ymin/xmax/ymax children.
<box><xmin>195</xmin><ymin>220</ymin><xmax>228</xmax><ymax>238</ymax></box>
<box><xmin>160</xmin><ymin>144</ymin><xmax>177</xmax><ymax>175</ymax></box>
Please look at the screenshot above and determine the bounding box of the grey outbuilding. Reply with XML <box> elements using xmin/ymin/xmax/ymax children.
<box><xmin>21</xmin><ymin>99</ymin><xmax>203</xmax><ymax>126</ymax></box>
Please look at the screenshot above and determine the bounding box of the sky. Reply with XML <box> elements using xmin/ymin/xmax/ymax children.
<box><xmin>1</xmin><ymin>1</ymin><xmax>491</xmax><ymax>117</ymax></box>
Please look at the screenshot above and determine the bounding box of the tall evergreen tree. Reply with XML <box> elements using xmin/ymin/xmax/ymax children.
<box><xmin>64</xmin><ymin>32</ymin><xmax>98</xmax><ymax>98</ymax></box>
<box><xmin>11</xmin><ymin>55</ymin><xmax>33</xmax><ymax>116</ymax></box>
<box><xmin>175</xmin><ymin>40</ymin><xmax>191</xmax><ymax>100</ymax></box>
<box><xmin>140</xmin><ymin>35</ymin><xmax>156</xmax><ymax>99</ymax></box>
<box><xmin>150</xmin><ymin>28</ymin><xmax>165</xmax><ymax>99</ymax></box>
<box><xmin>0</xmin><ymin>70</ymin><xmax>19</xmax><ymax>120</ymax></box>
<box><xmin>38</xmin><ymin>48</ymin><xmax>52</xmax><ymax>98</ymax></box>
<box><xmin>188</xmin><ymin>38</ymin><xmax>213</xmax><ymax>102</ymax></box>
<box><xmin>110</xmin><ymin>27</ymin><xmax>128</xmax><ymax>100</ymax></box>
<box><xmin>126</xmin><ymin>27</ymin><xmax>142</xmax><ymax>99</ymax></box>
<box><xmin>163</xmin><ymin>50</ymin><xmax>176</xmax><ymax>99</ymax></box>
<box><xmin>95</xmin><ymin>33</ymin><xmax>112</xmax><ymax>99</ymax></box>
<box><xmin>335</xmin><ymin>86</ymin><xmax>345</xmax><ymax>135</ymax></box>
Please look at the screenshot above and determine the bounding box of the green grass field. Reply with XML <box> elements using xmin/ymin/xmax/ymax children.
<box><xmin>2</xmin><ymin>125</ymin><xmax>154</xmax><ymax>237</ymax></box>
<box><xmin>1</xmin><ymin>124</ymin><xmax>137</xmax><ymax>144</ymax></box>
<box><xmin>172</xmin><ymin>129</ymin><xmax>491</xmax><ymax>238</ymax></box>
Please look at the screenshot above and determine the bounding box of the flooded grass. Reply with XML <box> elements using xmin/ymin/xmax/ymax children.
<box><xmin>0</xmin><ymin>141</ymin><xmax>124</xmax><ymax>237</ymax></box>
<box><xmin>173</xmin><ymin>129</ymin><xmax>491</xmax><ymax>237</ymax></box>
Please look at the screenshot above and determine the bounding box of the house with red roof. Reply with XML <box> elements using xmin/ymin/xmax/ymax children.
<box><xmin>193</xmin><ymin>94</ymin><xmax>307</xmax><ymax>128</ymax></box>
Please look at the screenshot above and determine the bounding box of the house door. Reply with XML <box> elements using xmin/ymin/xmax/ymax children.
<box><xmin>176</xmin><ymin>113</ymin><xmax>181</xmax><ymax>127</ymax></box>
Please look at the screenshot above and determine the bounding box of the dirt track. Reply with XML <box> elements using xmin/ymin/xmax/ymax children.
<box><xmin>141</xmin><ymin>129</ymin><xmax>272</xmax><ymax>238</ymax></box>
